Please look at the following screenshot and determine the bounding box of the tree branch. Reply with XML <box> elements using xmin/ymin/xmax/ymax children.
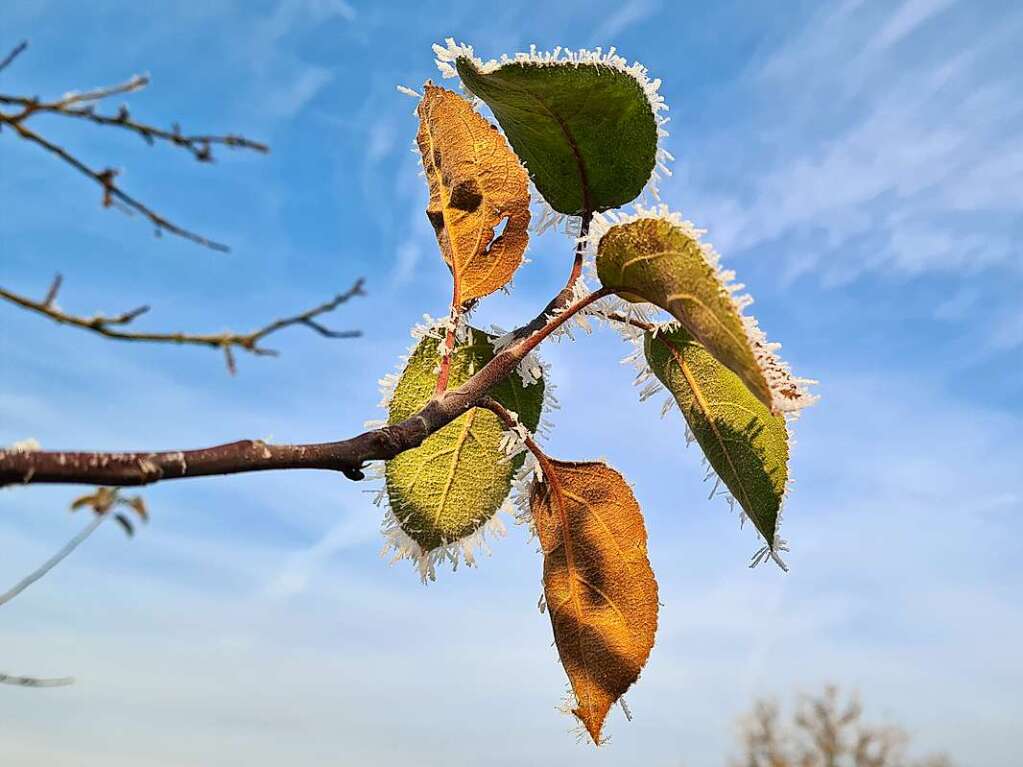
<box><xmin>510</xmin><ymin>211</ymin><xmax>593</xmax><ymax>341</ymax></box>
<box><xmin>0</xmin><ymin>276</ymin><xmax>364</xmax><ymax>373</ymax></box>
<box><xmin>479</xmin><ymin>396</ymin><xmax>554</xmax><ymax>477</ymax></box>
<box><xmin>0</xmin><ymin>286</ymin><xmax>611</xmax><ymax>488</ymax></box>
<box><xmin>0</xmin><ymin>46</ymin><xmax>267</xmax><ymax>251</ymax></box>
<box><xmin>0</xmin><ymin>77</ymin><xmax>269</xmax><ymax>162</ymax></box>
<box><xmin>0</xmin><ymin>513</ymin><xmax>106</xmax><ymax>608</ymax></box>
<box><xmin>0</xmin><ymin>40</ymin><xmax>28</xmax><ymax>74</ymax></box>
<box><xmin>0</xmin><ymin>671</ymin><xmax>75</xmax><ymax>688</ymax></box>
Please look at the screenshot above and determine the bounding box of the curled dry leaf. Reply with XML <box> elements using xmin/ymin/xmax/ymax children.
<box><xmin>416</xmin><ymin>84</ymin><xmax>531</xmax><ymax>304</ymax></box>
<box><xmin>530</xmin><ymin>459</ymin><xmax>658</xmax><ymax>744</ymax></box>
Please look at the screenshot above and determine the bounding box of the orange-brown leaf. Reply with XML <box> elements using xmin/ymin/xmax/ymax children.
<box><xmin>530</xmin><ymin>459</ymin><xmax>659</xmax><ymax>744</ymax></box>
<box><xmin>416</xmin><ymin>84</ymin><xmax>530</xmax><ymax>304</ymax></box>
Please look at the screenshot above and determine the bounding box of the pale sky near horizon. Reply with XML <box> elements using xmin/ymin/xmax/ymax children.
<box><xmin>2</xmin><ymin>1</ymin><xmax>1021</xmax><ymax>765</ymax></box>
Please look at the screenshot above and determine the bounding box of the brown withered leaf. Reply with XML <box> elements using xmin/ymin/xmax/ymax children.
<box><xmin>530</xmin><ymin>459</ymin><xmax>659</xmax><ymax>744</ymax></box>
<box><xmin>416</xmin><ymin>84</ymin><xmax>530</xmax><ymax>304</ymax></box>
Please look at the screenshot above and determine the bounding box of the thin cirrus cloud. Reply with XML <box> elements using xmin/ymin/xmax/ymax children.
<box><xmin>675</xmin><ymin>0</ymin><xmax>1021</xmax><ymax>287</ymax></box>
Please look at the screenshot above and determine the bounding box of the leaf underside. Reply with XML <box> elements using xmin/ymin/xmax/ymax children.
<box><xmin>386</xmin><ymin>327</ymin><xmax>544</xmax><ymax>553</ymax></box>
<box><xmin>596</xmin><ymin>217</ymin><xmax>778</xmax><ymax>411</ymax></box>
<box><xmin>456</xmin><ymin>58</ymin><xmax>658</xmax><ymax>215</ymax></box>
<box><xmin>645</xmin><ymin>326</ymin><xmax>789</xmax><ymax>546</ymax></box>
<box><xmin>530</xmin><ymin>460</ymin><xmax>658</xmax><ymax>744</ymax></box>
<box><xmin>416</xmin><ymin>84</ymin><xmax>531</xmax><ymax>304</ymax></box>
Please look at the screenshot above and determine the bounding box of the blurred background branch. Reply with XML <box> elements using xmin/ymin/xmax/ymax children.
<box><xmin>732</xmin><ymin>685</ymin><xmax>954</xmax><ymax>767</ymax></box>
<box><xmin>0</xmin><ymin>40</ymin><xmax>267</xmax><ymax>251</ymax></box>
<box><xmin>0</xmin><ymin>275</ymin><xmax>365</xmax><ymax>374</ymax></box>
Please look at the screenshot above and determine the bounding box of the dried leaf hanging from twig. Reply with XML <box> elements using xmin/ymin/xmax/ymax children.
<box><xmin>416</xmin><ymin>84</ymin><xmax>530</xmax><ymax>304</ymax></box>
<box><xmin>530</xmin><ymin>459</ymin><xmax>658</xmax><ymax>744</ymax></box>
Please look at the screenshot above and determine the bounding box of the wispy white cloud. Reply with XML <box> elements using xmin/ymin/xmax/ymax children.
<box><xmin>873</xmin><ymin>0</ymin><xmax>954</xmax><ymax>50</ymax></box>
<box><xmin>263</xmin><ymin>65</ymin><xmax>334</xmax><ymax>118</ymax></box>
<box><xmin>262</xmin><ymin>505</ymin><xmax>379</xmax><ymax>598</ymax></box>
<box><xmin>591</xmin><ymin>0</ymin><xmax>660</xmax><ymax>43</ymax></box>
<box><xmin>678</xmin><ymin>1</ymin><xmax>1022</xmax><ymax>286</ymax></box>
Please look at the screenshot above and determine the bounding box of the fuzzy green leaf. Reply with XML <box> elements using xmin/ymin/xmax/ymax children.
<box><xmin>454</xmin><ymin>57</ymin><xmax>658</xmax><ymax>215</ymax></box>
<box><xmin>597</xmin><ymin>215</ymin><xmax>810</xmax><ymax>414</ymax></box>
<box><xmin>644</xmin><ymin>325</ymin><xmax>789</xmax><ymax>546</ymax></box>
<box><xmin>386</xmin><ymin>327</ymin><xmax>544</xmax><ymax>553</ymax></box>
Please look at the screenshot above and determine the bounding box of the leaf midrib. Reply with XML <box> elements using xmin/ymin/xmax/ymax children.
<box><xmin>658</xmin><ymin>336</ymin><xmax>760</xmax><ymax>527</ymax></box>
<box><xmin>471</xmin><ymin>65</ymin><xmax>593</xmax><ymax>214</ymax></box>
<box><xmin>421</xmin><ymin>94</ymin><xmax>489</xmax><ymax>305</ymax></box>
<box><xmin>542</xmin><ymin>465</ymin><xmax>593</xmax><ymax>716</ymax></box>
<box><xmin>432</xmin><ymin>408</ymin><xmax>479</xmax><ymax>529</ymax></box>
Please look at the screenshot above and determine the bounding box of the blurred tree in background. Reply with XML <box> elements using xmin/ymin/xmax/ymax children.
<box><xmin>732</xmin><ymin>686</ymin><xmax>953</xmax><ymax>767</ymax></box>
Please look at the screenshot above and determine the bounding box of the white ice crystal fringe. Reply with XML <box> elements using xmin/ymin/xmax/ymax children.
<box><xmin>433</xmin><ymin>38</ymin><xmax>674</xmax><ymax>219</ymax></box>
<box><xmin>370</xmin><ymin>458</ymin><xmax>511</xmax><ymax>584</ymax></box>
<box><xmin>5</xmin><ymin>439</ymin><xmax>41</xmax><ymax>452</ymax></box>
<box><xmin>488</xmin><ymin>324</ymin><xmax>561</xmax><ymax>403</ymax></box>
<box><xmin>586</xmin><ymin>203</ymin><xmax>819</xmax><ymax>415</ymax></box>
<box><xmin>491</xmin><ymin>407</ymin><xmax>544</xmax><ymax>537</ymax></box>
<box><xmin>374</xmin><ymin>313</ymin><xmax>472</xmax><ymax>415</ymax></box>
<box><xmin>528</xmin><ymin>180</ymin><xmax>579</xmax><ymax>238</ymax></box>
<box><xmin>373</xmin><ymin>321</ymin><xmax>552</xmax><ymax>582</ymax></box>
<box><xmin>378</xmin><ymin>497</ymin><xmax>509</xmax><ymax>584</ymax></box>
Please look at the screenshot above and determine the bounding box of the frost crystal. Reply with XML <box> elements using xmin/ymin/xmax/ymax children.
<box><xmin>433</xmin><ymin>39</ymin><xmax>673</xmax><ymax>230</ymax></box>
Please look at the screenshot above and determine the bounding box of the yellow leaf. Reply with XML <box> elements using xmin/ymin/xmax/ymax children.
<box><xmin>530</xmin><ymin>459</ymin><xmax>659</xmax><ymax>744</ymax></box>
<box><xmin>416</xmin><ymin>84</ymin><xmax>530</xmax><ymax>304</ymax></box>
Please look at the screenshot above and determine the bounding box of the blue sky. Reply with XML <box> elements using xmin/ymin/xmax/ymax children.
<box><xmin>1</xmin><ymin>1</ymin><xmax>1020</xmax><ymax>764</ymax></box>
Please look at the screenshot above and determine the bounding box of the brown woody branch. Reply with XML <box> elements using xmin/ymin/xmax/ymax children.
<box><xmin>510</xmin><ymin>211</ymin><xmax>592</xmax><ymax>342</ymax></box>
<box><xmin>0</xmin><ymin>275</ymin><xmax>364</xmax><ymax>373</ymax></box>
<box><xmin>479</xmin><ymin>396</ymin><xmax>555</xmax><ymax>478</ymax></box>
<box><xmin>0</xmin><ymin>42</ymin><xmax>267</xmax><ymax>251</ymax></box>
<box><xmin>0</xmin><ymin>287</ymin><xmax>611</xmax><ymax>488</ymax></box>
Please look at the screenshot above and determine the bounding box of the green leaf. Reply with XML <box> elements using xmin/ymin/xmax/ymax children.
<box><xmin>385</xmin><ymin>327</ymin><xmax>545</xmax><ymax>556</ymax></box>
<box><xmin>644</xmin><ymin>325</ymin><xmax>789</xmax><ymax>548</ymax></box>
<box><xmin>596</xmin><ymin>212</ymin><xmax>815</xmax><ymax>414</ymax></box>
<box><xmin>443</xmin><ymin>46</ymin><xmax>661</xmax><ymax>215</ymax></box>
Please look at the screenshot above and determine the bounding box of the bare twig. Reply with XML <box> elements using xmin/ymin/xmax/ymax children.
<box><xmin>480</xmin><ymin>396</ymin><xmax>552</xmax><ymax>474</ymax></box>
<box><xmin>0</xmin><ymin>46</ymin><xmax>267</xmax><ymax>250</ymax></box>
<box><xmin>0</xmin><ymin>118</ymin><xmax>231</xmax><ymax>250</ymax></box>
<box><xmin>0</xmin><ymin>40</ymin><xmax>28</xmax><ymax>74</ymax></box>
<box><xmin>0</xmin><ymin>514</ymin><xmax>106</xmax><ymax>608</ymax></box>
<box><xmin>0</xmin><ymin>287</ymin><xmax>611</xmax><ymax>488</ymax></box>
<box><xmin>0</xmin><ymin>277</ymin><xmax>365</xmax><ymax>372</ymax></box>
<box><xmin>0</xmin><ymin>486</ymin><xmax>145</xmax><ymax>608</ymax></box>
<box><xmin>0</xmin><ymin>79</ymin><xmax>269</xmax><ymax>161</ymax></box>
<box><xmin>0</xmin><ymin>671</ymin><xmax>75</xmax><ymax>688</ymax></box>
<box><xmin>601</xmin><ymin>310</ymin><xmax>655</xmax><ymax>332</ymax></box>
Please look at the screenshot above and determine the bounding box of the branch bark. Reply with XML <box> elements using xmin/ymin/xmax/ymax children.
<box><xmin>0</xmin><ymin>287</ymin><xmax>610</xmax><ymax>489</ymax></box>
<box><xmin>510</xmin><ymin>212</ymin><xmax>592</xmax><ymax>341</ymax></box>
